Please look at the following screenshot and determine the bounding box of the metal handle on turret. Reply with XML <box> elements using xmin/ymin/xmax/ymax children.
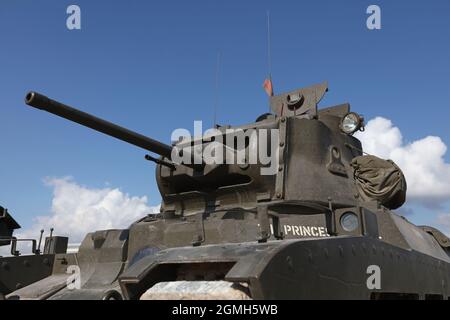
<box><xmin>25</xmin><ymin>91</ymin><xmax>174</xmax><ymax>159</ymax></box>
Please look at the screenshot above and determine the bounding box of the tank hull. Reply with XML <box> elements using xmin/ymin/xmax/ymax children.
<box><xmin>119</xmin><ymin>237</ymin><xmax>450</xmax><ymax>300</ymax></box>
<box><xmin>8</xmin><ymin>235</ymin><xmax>450</xmax><ymax>300</ymax></box>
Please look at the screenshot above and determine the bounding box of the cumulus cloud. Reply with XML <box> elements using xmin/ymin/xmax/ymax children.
<box><xmin>355</xmin><ymin>117</ymin><xmax>450</xmax><ymax>206</ymax></box>
<box><xmin>28</xmin><ymin>177</ymin><xmax>160</xmax><ymax>241</ymax></box>
<box><xmin>0</xmin><ymin>177</ymin><xmax>160</xmax><ymax>257</ymax></box>
<box><xmin>436</xmin><ymin>213</ymin><xmax>450</xmax><ymax>237</ymax></box>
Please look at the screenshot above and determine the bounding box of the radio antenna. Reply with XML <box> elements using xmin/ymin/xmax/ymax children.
<box><xmin>213</xmin><ymin>51</ymin><xmax>221</xmax><ymax>128</ymax></box>
<box><xmin>266</xmin><ymin>11</ymin><xmax>272</xmax><ymax>84</ymax></box>
<box><xmin>263</xmin><ymin>11</ymin><xmax>274</xmax><ymax>111</ymax></box>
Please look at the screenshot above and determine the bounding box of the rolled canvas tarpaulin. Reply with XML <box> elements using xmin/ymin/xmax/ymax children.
<box><xmin>351</xmin><ymin>155</ymin><xmax>407</xmax><ymax>209</ymax></box>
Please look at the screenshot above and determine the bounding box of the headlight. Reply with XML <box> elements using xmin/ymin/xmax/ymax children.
<box><xmin>340</xmin><ymin>112</ymin><xmax>364</xmax><ymax>135</ymax></box>
<box><xmin>340</xmin><ymin>212</ymin><xmax>359</xmax><ymax>232</ymax></box>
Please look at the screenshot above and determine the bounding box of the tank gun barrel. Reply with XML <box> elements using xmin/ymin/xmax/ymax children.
<box><xmin>24</xmin><ymin>92</ymin><xmax>174</xmax><ymax>159</ymax></box>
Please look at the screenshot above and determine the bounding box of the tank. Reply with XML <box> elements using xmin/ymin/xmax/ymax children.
<box><xmin>6</xmin><ymin>81</ymin><xmax>450</xmax><ymax>300</ymax></box>
<box><xmin>0</xmin><ymin>206</ymin><xmax>69</xmax><ymax>299</ymax></box>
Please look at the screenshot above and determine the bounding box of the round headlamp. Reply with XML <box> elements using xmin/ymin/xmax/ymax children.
<box><xmin>340</xmin><ymin>112</ymin><xmax>364</xmax><ymax>135</ymax></box>
<box><xmin>340</xmin><ymin>212</ymin><xmax>359</xmax><ymax>232</ymax></box>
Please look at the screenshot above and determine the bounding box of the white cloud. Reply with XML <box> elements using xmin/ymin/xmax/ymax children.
<box><xmin>355</xmin><ymin>117</ymin><xmax>450</xmax><ymax>205</ymax></box>
<box><xmin>0</xmin><ymin>177</ymin><xmax>160</xmax><ymax>256</ymax></box>
<box><xmin>436</xmin><ymin>213</ymin><xmax>450</xmax><ymax>237</ymax></box>
<box><xmin>29</xmin><ymin>177</ymin><xmax>160</xmax><ymax>241</ymax></box>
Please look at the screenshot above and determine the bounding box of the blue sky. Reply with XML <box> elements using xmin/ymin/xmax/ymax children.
<box><xmin>1</xmin><ymin>0</ymin><xmax>450</xmax><ymax>233</ymax></box>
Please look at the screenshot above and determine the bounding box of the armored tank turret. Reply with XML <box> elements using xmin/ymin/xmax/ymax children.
<box><xmin>7</xmin><ymin>82</ymin><xmax>450</xmax><ymax>300</ymax></box>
